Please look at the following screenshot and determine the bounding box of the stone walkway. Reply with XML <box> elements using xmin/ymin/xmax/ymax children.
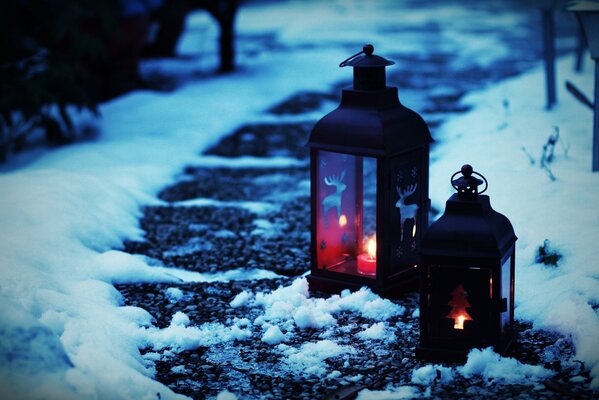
<box><xmin>116</xmin><ymin>3</ymin><xmax>595</xmax><ymax>399</ymax></box>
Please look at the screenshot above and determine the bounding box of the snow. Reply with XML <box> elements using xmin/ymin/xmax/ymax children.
<box><xmin>215</xmin><ymin>390</ymin><xmax>238</xmax><ymax>400</ymax></box>
<box><xmin>356</xmin><ymin>322</ymin><xmax>395</xmax><ymax>342</ymax></box>
<box><xmin>411</xmin><ymin>364</ymin><xmax>455</xmax><ymax>386</ymax></box>
<box><xmin>244</xmin><ymin>278</ymin><xmax>405</xmax><ymax>332</ymax></box>
<box><xmin>144</xmin><ymin>312</ymin><xmax>252</xmax><ymax>352</ymax></box>
<box><xmin>0</xmin><ymin>0</ymin><xmax>597</xmax><ymax>398</ymax></box>
<box><xmin>261</xmin><ymin>325</ymin><xmax>287</xmax><ymax>345</ymax></box>
<box><xmin>166</xmin><ymin>287</ymin><xmax>184</xmax><ymax>303</ymax></box>
<box><xmin>459</xmin><ymin>348</ymin><xmax>553</xmax><ymax>385</ymax></box>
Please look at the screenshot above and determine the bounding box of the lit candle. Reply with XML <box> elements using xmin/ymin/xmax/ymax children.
<box><xmin>339</xmin><ymin>214</ymin><xmax>347</xmax><ymax>227</ymax></box>
<box><xmin>357</xmin><ymin>237</ymin><xmax>376</xmax><ymax>276</ymax></box>
<box><xmin>454</xmin><ymin>315</ymin><xmax>466</xmax><ymax>330</ymax></box>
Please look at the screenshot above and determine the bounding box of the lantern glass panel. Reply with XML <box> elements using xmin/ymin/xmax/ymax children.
<box><xmin>428</xmin><ymin>265</ymin><xmax>490</xmax><ymax>341</ymax></box>
<box><xmin>315</xmin><ymin>150</ymin><xmax>377</xmax><ymax>278</ymax></box>
<box><xmin>389</xmin><ymin>151</ymin><xmax>423</xmax><ymax>274</ymax></box>
<box><xmin>500</xmin><ymin>258</ymin><xmax>512</xmax><ymax>333</ymax></box>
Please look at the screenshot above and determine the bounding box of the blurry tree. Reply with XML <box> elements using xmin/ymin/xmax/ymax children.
<box><xmin>0</xmin><ymin>0</ymin><xmax>120</xmax><ymax>162</ymax></box>
<box><xmin>143</xmin><ymin>0</ymin><xmax>240</xmax><ymax>72</ymax></box>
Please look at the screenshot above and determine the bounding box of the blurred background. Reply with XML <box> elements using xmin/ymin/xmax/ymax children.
<box><xmin>0</xmin><ymin>0</ymin><xmax>585</xmax><ymax>163</ymax></box>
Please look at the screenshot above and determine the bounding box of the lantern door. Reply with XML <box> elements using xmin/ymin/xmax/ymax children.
<box><xmin>426</xmin><ymin>265</ymin><xmax>492</xmax><ymax>346</ymax></box>
<box><xmin>314</xmin><ymin>150</ymin><xmax>377</xmax><ymax>278</ymax></box>
<box><xmin>388</xmin><ymin>150</ymin><xmax>428</xmax><ymax>276</ymax></box>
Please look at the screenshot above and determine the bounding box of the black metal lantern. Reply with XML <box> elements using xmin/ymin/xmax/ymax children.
<box><xmin>417</xmin><ymin>165</ymin><xmax>517</xmax><ymax>362</ymax></box>
<box><xmin>306</xmin><ymin>44</ymin><xmax>432</xmax><ymax>297</ymax></box>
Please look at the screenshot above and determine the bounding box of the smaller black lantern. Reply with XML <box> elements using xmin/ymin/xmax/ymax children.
<box><xmin>417</xmin><ymin>165</ymin><xmax>517</xmax><ymax>362</ymax></box>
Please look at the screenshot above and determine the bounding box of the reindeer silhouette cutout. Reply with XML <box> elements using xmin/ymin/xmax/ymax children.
<box><xmin>396</xmin><ymin>183</ymin><xmax>418</xmax><ymax>242</ymax></box>
<box><xmin>322</xmin><ymin>170</ymin><xmax>346</xmax><ymax>228</ymax></box>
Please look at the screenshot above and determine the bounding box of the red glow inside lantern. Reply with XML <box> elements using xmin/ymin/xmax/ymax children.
<box><xmin>445</xmin><ymin>284</ymin><xmax>473</xmax><ymax>330</ymax></box>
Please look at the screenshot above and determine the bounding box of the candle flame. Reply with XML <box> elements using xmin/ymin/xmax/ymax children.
<box><xmin>412</xmin><ymin>224</ymin><xmax>417</xmax><ymax>237</ymax></box>
<box><xmin>367</xmin><ymin>238</ymin><xmax>376</xmax><ymax>260</ymax></box>
<box><xmin>454</xmin><ymin>315</ymin><xmax>466</xmax><ymax>330</ymax></box>
<box><xmin>339</xmin><ymin>214</ymin><xmax>347</xmax><ymax>227</ymax></box>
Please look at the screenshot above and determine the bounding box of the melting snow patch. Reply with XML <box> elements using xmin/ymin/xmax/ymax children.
<box><xmin>150</xmin><ymin>267</ymin><xmax>280</xmax><ymax>283</ymax></box>
<box><xmin>356</xmin><ymin>386</ymin><xmax>421</xmax><ymax>400</ymax></box>
<box><xmin>189</xmin><ymin>155</ymin><xmax>306</xmax><ymax>169</ymax></box>
<box><xmin>162</xmin><ymin>237</ymin><xmax>213</xmax><ymax>258</ymax></box>
<box><xmin>214</xmin><ymin>229</ymin><xmax>236</xmax><ymax>239</ymax></box>
<box><xmin>279</xmin><ymin>340</ymin><xmax>355</xmax><ymax>377</ymax></box>
<box><xmin>173</xmin><ymin>198</ymin><xmax>279</xmax><ymax>215</ymax></box>
<box><xmin>230</xmin><ymin>291</ymin><xmax>253</xmax><ymax>308</ymax></box>
<box><xmin>170</xmin><ymin>365</ymin><xmax>188</xmax><ymax>374</ymax></box>
<box><xmin>251</xmin><ymin>219</ymin><xmax>281</xmax><ymax>238</ymax></box>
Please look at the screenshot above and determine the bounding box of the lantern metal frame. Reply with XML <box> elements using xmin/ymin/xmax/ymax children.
<box><xmin>307</xmin><ymin>45</ymin><xmax>432</xmax><ymax>297</ymax></box>
<box><xmin>417</xmin><ymin>165</ymin><xmax>517</xmax><ymax>362</ymax></box>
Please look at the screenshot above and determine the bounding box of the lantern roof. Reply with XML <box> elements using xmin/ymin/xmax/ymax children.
<box><xmin>421</xmin><ymin>166</ymin><xmax>516</xmax><ymax>259</ymax></box>
<box><xmin>307</xmin><ymin>87</ymin><xmax>432</xmax><ymax>156</ymax></box>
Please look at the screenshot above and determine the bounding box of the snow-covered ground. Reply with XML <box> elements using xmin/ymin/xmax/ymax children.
<box><xmin>0</xmin><ymin>0</ymin><xmax>597</xmax><ymax>398</ymax></box>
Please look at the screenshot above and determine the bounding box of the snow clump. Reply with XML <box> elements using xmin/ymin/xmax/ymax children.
<box><xmin>356</xmin><ymin>322</ymin><xmax>395</xmax><ymax>342</ymax></box>
<box><xmin>144</xmin><ymin>312</ymin><xmax>252</xmax><ymax>352</ymax></box>
<box><xmin>261</xmin><ymin>325</ymin><xmax>286</xmax><ymax>345</ymax></box>
<box><xmin>230</xmin><ymin>290</ymin><xmax>253</xmax><ymax>308</ymax></box>
<box><xmin>411</xmin><ymin>364</ymin><xmax>455</xmax><ymax>385</ymax></box>
<box><xmin>236</xmin><ymin>278</ymin><xmax>404</xmax><ymax>335</ymax></box>
<box><xmin>165</xmin><ymin>287</ymin><xmax>184</xmax><ymax>303</ymax></box>
<box><xmin>459</xmin><ymin>347</ymin><xmax>554</xmax><ymax>385</ymax></box>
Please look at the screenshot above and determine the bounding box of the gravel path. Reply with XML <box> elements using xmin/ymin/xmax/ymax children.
<box><xmin>117</xmin><ymin>3</ymin><xmax>595</xmax><ymax>399</ymax></box>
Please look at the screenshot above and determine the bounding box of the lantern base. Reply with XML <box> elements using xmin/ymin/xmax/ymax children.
<box><xmin>307</xmin><ymin>270</ymin><xmax>418</xmax><ymax>299</ymax></box>
<box><xmin>416</xmin><ymin>329</ymin><xmax>515</xmax><ymax>362</ymax></box>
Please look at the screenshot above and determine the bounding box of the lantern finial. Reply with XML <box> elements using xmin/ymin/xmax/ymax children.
<box><xmin>339</xmin><ymin>43</ymin><xmax>395</xmax><ymax>91</ymax></box>
<box><xmin>451</xmin><ymin>164</ymin><xmax>488</xmax><ymax>200</ymax></box>
<box><xmin>363</xmin><ymin>43</ymin><xmax>374</xmax><ymax>55</ymax></box>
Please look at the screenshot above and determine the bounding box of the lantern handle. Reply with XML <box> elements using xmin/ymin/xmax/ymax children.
<box><xmin>339</xmin><ymin>44</ymin><xmax>374</xmax><ymax>67</ymax></box>
<box><xmin>450</xmin><ymin>169</ymin><xmax>488</xmax><ymax>194</ymax></box>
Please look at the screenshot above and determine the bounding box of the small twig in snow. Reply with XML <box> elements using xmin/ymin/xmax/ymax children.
<box><xmin>540</xmin><ymin>127</ymin><xmax>559</xmax><ymax>168</ymax></box>
<box><xmin>538</xmin><ymin>127</ymin><xmax>560</xmax><ymax>181</ymax></box>
<box><xmin>521</xmin><ymin>146</ymin><xmax>535</xmax><ymax>165</ymax></box>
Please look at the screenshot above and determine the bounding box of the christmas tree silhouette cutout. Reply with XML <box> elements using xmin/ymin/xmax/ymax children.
<box><xmin>446</xmin><ymin>284</ymin><xmax>473</xmax><ymax>330</ymax></box>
